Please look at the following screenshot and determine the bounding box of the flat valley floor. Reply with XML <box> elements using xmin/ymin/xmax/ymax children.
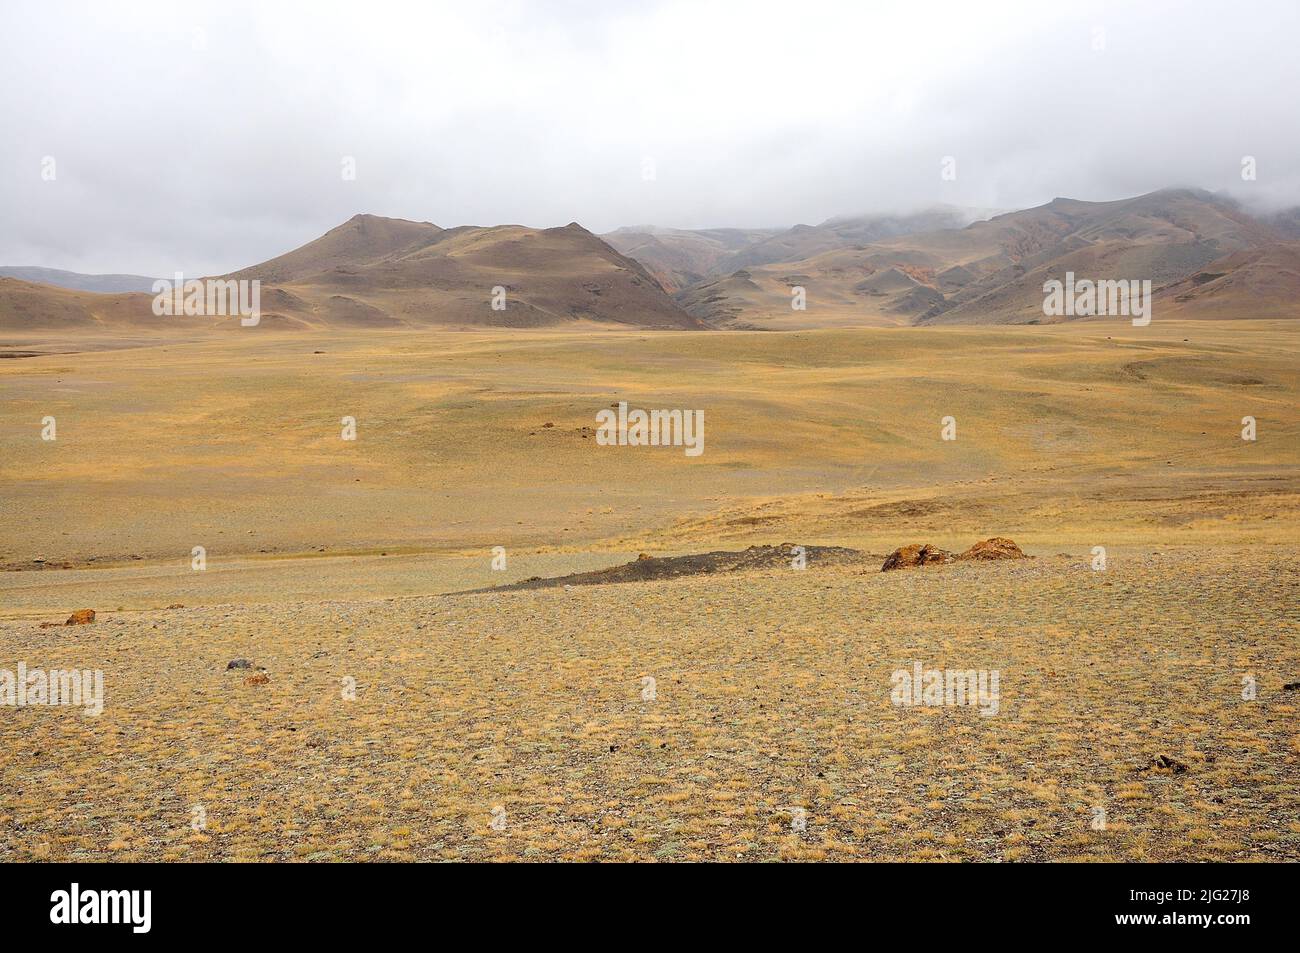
<box><xmin>1</xmin><ymin>319</ymin><xmax>1297</xmax><ymax>860</ymax></box>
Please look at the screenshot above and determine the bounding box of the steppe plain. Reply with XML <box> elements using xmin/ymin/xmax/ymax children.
<box><xmin>1</xmin><ymin>318</ymin><xmax>1296</xmax><ymax>861</ymax></box>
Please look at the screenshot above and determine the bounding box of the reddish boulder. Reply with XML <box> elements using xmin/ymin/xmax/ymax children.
<box><xmin>881</xmin><ymin>544</ymin><xmax>955</xmax><ymax>571</ymax></box>
<box><xmin>65</xmin><ymin>609</ymin><xmax>96</xmax><ymax>625</ymax></box>
<box><xmin>957</xmin><ymin>537</ymin><xmax>1028</xmax><ymax>561</ymax></box>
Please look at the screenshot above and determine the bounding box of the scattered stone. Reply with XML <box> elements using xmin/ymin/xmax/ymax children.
<box><xmin>1141</xmin><ymin>754</ymin><xmax>1189</xmax><ymax>774</ymax></box>
<box><xmin>65</xmin><ymin>609</ymin><xmax>96</xmax><ymax>625</ymax></box>
<box><xmin>245</xmin><ymin>672</ymin><xmax>270</xmax><ymax>686</ymax></box>
<box><xmin>167</xmin><ymin>603</ymin><xmax>184</xmax><ymax>609</ymax></box>
<box><xmin>542</xmin><ymin>422</ymin><xmax>554</xmax><ymax>428</ymax></box>
<box><xmin>957</xmin><ymin>537</ymin><xmax>1029</xmax><ymax>561</ymax></box>
<box><xmin>881</xmin><ymin>544</ymin><xmax>954</xmax><ymax>571</ymax></box>
<box><xmin>226</xmin><ymin>659</ymin><xmax>253</xmax><ymax>670</ymax></box>
<box><xmin>1283</xmin><ymin>681</ymin><xmax>1300</xmax><ymax>691</ymax></box>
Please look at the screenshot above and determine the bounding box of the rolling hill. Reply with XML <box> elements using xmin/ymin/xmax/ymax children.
<box><xmin>221</xmin><ymin>215</ymin><xmax>703</xmax><ymax>330</ymax></box>
<box><xmin>0</xmin><ymin>278</ymin><xmax>164</xmax><ymax>331</ymax></box>
<box><xmin>0</xmin><ymin>215</ymin><xmax>703</xmax><ymax>331</ymax></box>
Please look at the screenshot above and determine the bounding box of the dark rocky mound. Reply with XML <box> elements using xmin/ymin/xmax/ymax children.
<box><xmin>463</xmin><ymin>543</ymin><xmax>865</xmax><ymax>593</ymax></box>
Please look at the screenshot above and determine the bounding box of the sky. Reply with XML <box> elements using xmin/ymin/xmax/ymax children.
<box><xmin>2</xmin><ymin>0</ymin><xmax>1298</xmax><ymax>275</ymax></box>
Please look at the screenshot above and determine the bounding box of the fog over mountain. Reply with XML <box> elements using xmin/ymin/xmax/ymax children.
<box><xmin>2</xmin><ymin>0</ymin><xmax>1298</xmax><ymax>276</ymax></box>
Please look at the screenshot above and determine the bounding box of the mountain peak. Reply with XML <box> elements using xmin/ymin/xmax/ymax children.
<box><xmin>209</xmin><ymin>216</ymin><xmax>700</xmax><ymax>330</ymax></box>
<box><xmin>343</xmin><ymin>212</ymin><xmax>439</xmax><ymax>229</ymax></box>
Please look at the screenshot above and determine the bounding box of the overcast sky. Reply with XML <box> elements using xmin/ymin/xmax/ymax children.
<box><xmin>2</xmin><ymin>0</ymin><xmax>1298</xmax><ymax>275</ymax></box>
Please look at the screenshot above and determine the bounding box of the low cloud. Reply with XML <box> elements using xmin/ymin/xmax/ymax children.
<box><xmin>1</xmin><ymin>0</ymin><xmax>1297</xmax><ymax>275</ymax></box>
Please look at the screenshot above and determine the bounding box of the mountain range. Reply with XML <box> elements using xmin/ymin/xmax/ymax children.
<box><xmin>653</xmin><ymin>189</ymin><xmax>1299</xmax><ymax>328</ymax></box>
<box><xmin>601</xmin><ymin>205</ymin><xmax>996</xmax><ymax>294</ymax></box>
<box><xmin>3</xmin><ymin>188</ymin><xmax>1296</xmax><ymax>331</ymax></box>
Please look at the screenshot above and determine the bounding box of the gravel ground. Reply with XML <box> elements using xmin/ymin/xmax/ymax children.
<box><xmin>0</xmin><ymin>549</ymin><xmax>1296</xmax><ymax>862</ymax></box>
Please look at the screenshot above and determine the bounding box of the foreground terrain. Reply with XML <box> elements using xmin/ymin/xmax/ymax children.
<box><xmin>1</xmin><ymin>549</ymin><xmax>1295</xmax><ymax>862</ymax></box>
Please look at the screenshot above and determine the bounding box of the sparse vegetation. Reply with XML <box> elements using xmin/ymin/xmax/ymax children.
<box><xmin>0</xmin><ymin>550</ymin><xmax>1294</xmax><ymax>862</ymax></box>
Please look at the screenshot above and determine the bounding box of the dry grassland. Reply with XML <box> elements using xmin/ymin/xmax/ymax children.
<box><xmin>1</xmin><ymin>319</ymin><xmax>1296</xmax><ymax>861</ymax></box>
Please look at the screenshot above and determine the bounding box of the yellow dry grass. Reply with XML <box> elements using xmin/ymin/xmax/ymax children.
<box><xmin>2</xmin><ymin>319</ymin><xmax>1295</xmax><ymax>576</ymax></box>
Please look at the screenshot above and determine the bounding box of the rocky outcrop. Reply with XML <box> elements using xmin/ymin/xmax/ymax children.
<box><xmin>880</xmin><ymin>544</ymin><xmax>955</xmax><ymax>571</ymax></box>
<box><xmin>957</xmin><ymin>537</ymin><xmax>1028</xmax><ymax>561</ymax></box>
<box><xmin>881</xmin><ymin>538</ymin><xmax>1029</xmax><ymax>571</ymax></box>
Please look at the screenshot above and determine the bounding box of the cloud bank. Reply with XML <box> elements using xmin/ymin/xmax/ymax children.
<box><xmin>2</xmin><ymin>0</ymin><xmax>1297</xmax><ymax>274</ymax></box>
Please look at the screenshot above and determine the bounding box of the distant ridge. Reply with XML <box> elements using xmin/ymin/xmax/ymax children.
<box><xmin>4</xmin><ymin>190</ymin><xmax>1299</xmax><ymax>331</ymax></box>
<box><xmin>601</xmin><ymin>207</ymin><xmax>995</xmax><ymax>294</ymax></box>
<box><xmin>0</xmin><ymin>266</ymin><xmax>156</xmax><ymax>294</ymax></box>
<box><xmin>662</xmin><ymin>189</ymin><xmax>1300</xmax><ymax>328</ymax></box>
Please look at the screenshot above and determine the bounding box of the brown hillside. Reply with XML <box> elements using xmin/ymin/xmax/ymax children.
<box><xmin>0</xmin><ymin>278</ymin><xmax>154</xmax><ymax>331</ymax></box>
<box><xmin>1155</xmin><ymin>241</ymin><xmax>1300</xmax><ymax>319</ymax></box>
<box><xmin>1</xmin><ymin>217</ymin><xmax>704</xmax><ymax>331</ymax></box>
<box><xmin>226</xmin><ymin>214</ymin><xmax>444</xmax><ymax>284</ymax></box>
<box><xmin>244</xmin><ymin>220</ymin><xmax>702</xmax><ymax>329</ymax></box>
